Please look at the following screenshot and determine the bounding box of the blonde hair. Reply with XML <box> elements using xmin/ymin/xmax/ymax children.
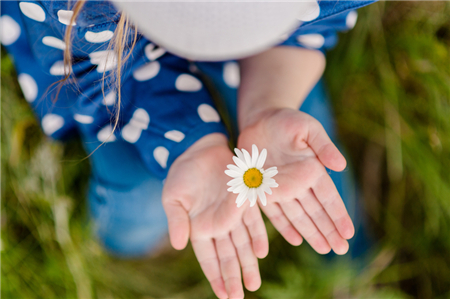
<box><xmin>54</xmin><ymin>0</ymin><xmax>138</xmax><ymax>144</ymax></box>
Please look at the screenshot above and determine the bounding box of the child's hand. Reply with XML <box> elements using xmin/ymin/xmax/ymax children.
<box><xmin>162</xmin><ymin>133</ymin><xmax>268</xmax><ymax>299</ymax></box>
<box><xmin>238</xmin><ymin>108</ymin><xmax>354</xmax><ymax>255</ymax></box>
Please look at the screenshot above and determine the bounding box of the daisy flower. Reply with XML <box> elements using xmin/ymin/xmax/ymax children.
<box><xmin>225</xmin><ymin>144</ymin><xmax>278</xmax><ymax>208</ymax></box>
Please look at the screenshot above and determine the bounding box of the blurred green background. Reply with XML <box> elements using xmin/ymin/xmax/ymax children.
<box><xmin>2</xmin><ymin>2</ymin><xmax>450</xmax><ymax>298</ymax></box>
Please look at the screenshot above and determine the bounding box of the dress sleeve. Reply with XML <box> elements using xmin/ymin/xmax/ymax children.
<box><xmin>1</xmin><ymin>0</ymin><xmax>229</xmax><ymax>180</ymax></box>
<box><xmin>279</xmin><ymin>0</ymin><xmax>376</xmax><ymax>53</ymax></box>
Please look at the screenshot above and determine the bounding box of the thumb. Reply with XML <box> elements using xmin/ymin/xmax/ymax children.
<box><xmin>163</xmin><ymin>200</ymin><xmax>190</xmax><ymax>250</ymax></box>
<box><xmin>305</xmin><ymin>117</ymin><xmax>347</xmax><ymax>171</ymax></box>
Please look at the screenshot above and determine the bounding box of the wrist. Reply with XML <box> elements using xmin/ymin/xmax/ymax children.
<box><xmin>237</xmin><ymin>47</ymin><xmax>326</xmax><ymax>131</ymax></box>
<box><xmin>238</xmin><ymin>102</ymin><xmax>296</xmax><ymax>131</ymax></box>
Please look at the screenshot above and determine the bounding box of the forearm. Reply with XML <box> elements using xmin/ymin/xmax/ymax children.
<box><xmin>237</xmin><ymin>46</ymin><xmax>325</xmax><ymax>130</ymax></box>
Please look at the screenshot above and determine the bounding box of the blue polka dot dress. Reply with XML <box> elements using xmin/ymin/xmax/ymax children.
<box><xmin>1</xmin><ymin>0</ymin><xmax>375</xmax><ymax>180</ymax></box>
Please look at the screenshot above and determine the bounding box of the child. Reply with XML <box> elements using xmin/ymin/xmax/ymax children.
<box><xmin>1</xmin><ymin>1</ymin><xmax>375</xmax><ymax>298</ymax></box>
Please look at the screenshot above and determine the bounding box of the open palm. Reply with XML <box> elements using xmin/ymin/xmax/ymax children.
<box><xmin>238</xmin><ymin>108</ymin><xmax>355</xmax><ymax>255</ymax></box>
<box><xmin>162</xmin><ymin>134</ymin><xmax>268</xmax><ymax>298</ymax></box>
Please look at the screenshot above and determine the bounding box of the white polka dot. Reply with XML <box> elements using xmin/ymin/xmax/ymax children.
<box><xmin>102</xmin><ymin>91</ymin><xmax>116</xmax><ymax>106</ymax></box>
<box><xmin>0</xmin><ymin>15</ymin><xmax>21</xmax><ymax>46</ymax></box>
<box><xmin>89</xmin><ymin>50</ymin><xmax>117</xmax><ymax>73</ymax></box>
<box><xmin>130</xmin><ymin>108</ymin><xmax>150</xmax><ymax>129</ymax></box>
<box><xmin>164</xmin><ymin>130</ymin><xmax>185</xmax><ymax>143</ymax></box>
<box><xmin>42</xmin><ymin>36</ymin><xmax>66</xmax><ymax>50</ymax></box>
<box><xmin>57</xmin><ymin>10</ymin><xmax>76</xmax><ymax>25</ymax></box>
<box><xmin>198</xmin><ymin>104</ymin><xmax>220</xmax><ymax>123</ymax></box>
<box><xmin>132</xmin><ymin>61</ymin><xmax>160</xmax><ymax>81</ymax></box>
<box><xmin>97</xmin><ymin>125</ymin><xmax>116</xmax><ymax>142</ymax></box>
<box><xmin>18</xmin><ymin>73</ymin><xmax>38</xmax><ymax>103</ymax></box>
<box><xmin>19</xmin><ymin>2</ymin><xmax>46</xmax><ymax>22</ymax></box>
<box><xmin>175</xmin><ymin>74</ymin><xmax>203</xmax><ymax>92</ymax></box>
<box><xmin>85</xmin><ymin>30</ymin><xmax>114</xmax><ymax>43</ymax></box>
<box><xmin>121</xmin><ymin>125</ymin><xmax>142</xmax><ymax>143</ymax></box>
<box><xmin>297</xmin><ymin>0</ymin><xmax>320</xmax><ymax>22</ymax></box>
<box><xmin>154</xmin><ymin>146</ymin><xmax>169</xmax><ymax>169</ymax></box>
<box><xmin>346</xmin><ymin>11</ymin><xmax>358</xmax><ymax>29</ymax></box>
<box><xmin>121</xmin><ymin>109</ymin><xmax>150</xmax><ymax>143</ymax></box>
<box><xmin>223</xmin><ymin>62</ymin><xmax>240</xmax><ymax>88</ymax></box>
<box><xmin>297</xmin><ymin>34</ymin><xmax>325</xmax><ymax>49</ymax></box>
<box><xmin>49</xmin><ymin>60</ymin><xmax>69</xmax><ymax>76</ymax></box>
<box><xmin>145</xmin><ymin>43</ymin><xmax>166</xmax><ymax>61</ymax></box>
<box><xmin>74</xmin><ymin>114</ymin><xmax>94</xmax><ymax>124</ymax></box>
<box><xmin>42</xmin><ymin>114</ymin><xmax>64</xmax><ymax>135</ymax></box>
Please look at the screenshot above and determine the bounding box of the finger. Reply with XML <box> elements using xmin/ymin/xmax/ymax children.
<box><xmin>304</xmin><ymin>116</ymin><xmax>347</xmax><ymax>171</ymax></box>
<box><xmin>260</xmin><ymin>202</ymin><xmax>303</xmax><ymax>246</ymax></box>
<box><xmin>215</xmin><ymin>235</ymin><xmax>245</xmax><ymax>299</ymax></box>
<box><xmin>231</xmin><ymin>224</ymin><xmax>261</xmax><ymax>292</ymax></box>
<box><xmin>191</xmin><ymin>239</ymin><xmax>228</xmax><ymax>299</ymax></box>
<box><xmin>162</xmin><ymin>201</ymin><xmax>190</xmax><ymax>250</ymax></box>
<box><xmin>297</xmin><ymin>190</ymin><xmax>349</xmax><ymax>255</ymax></box>
<box><xmin>243</xmin><ymin>205</ymin><xmax>269</xmax><ymax>258</ymax></box>
<box><xmin>280</xmin><ymin>200</ymin><xmax>331</xmax><ymax>254</ymax></box>
<box><xmin>312</xmin><ymin>173</ymin><xmax>355</xmax><ymax>240</ymax></box>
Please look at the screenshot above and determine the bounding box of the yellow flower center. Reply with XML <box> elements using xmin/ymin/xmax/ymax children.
<box><xmin>243</xmin><ymin>168</ymin><xmax>263</xmax><ymax>188</ymax></box>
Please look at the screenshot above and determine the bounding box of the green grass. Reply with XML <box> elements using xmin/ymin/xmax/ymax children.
<box><xmin>2</xmin><ymin>2</ymin><xmax>450</xmax><ymax>298</ymax></box>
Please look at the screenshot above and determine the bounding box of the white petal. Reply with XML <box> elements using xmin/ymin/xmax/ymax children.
<box><xmin>264</xmin><ymin>177</ymin><xmax>276</xmax><ymax>184</ymax></box>
<box><xmin>257</xmin><ymin>187</ymin><xmax>267</xmax><ymax>206</ymax></box>
<box><xmin>242</xmin><ymin>149</ymin><xmax>252</xmax><ymax>168</ymax></box>
<box><xmin>227</xmin><ymin>177</ymin><xmax>243</xmax><ymax>187</ymax></box>
<box><xmin>233</xmin><ymin>156</ymin><xmax>248</xmax><ymax>171</ymax></box>
<box><xmin>236</xmin><ymin>188</ymin><xmax>249</xmax><ymax>207</ymax></box>
<box><xmin>249</xmin><ymin>188</ymin><xmax>257</xmax><ymax>207</ymax></box>
<box><xmin>232</xmin><ymin>183</ymin><xmax>247</xmax><ymax>194</ymax></box>
<box><xmin>225</xmin><ymin>169</ymin><xmax>242</xmax><ymax>178</ymax></box>
<box><xmin>228</xmin><ymin>183</ymin><xmax>242</xmax><ymax>192</ymax></box>
<box><xmin>268</xmin><ymin>181</ymin><xmax>279</xmax><ymax>188</ymax></box>
<box><xmin>227</xmin><ymin>181</ymin><xmax>244</xmax><ymax>191</ymax></box>
<box><xmin>263</xmin><ymin>169</ymin><xmax>278</xmax><ymax>178</ymax></box>
<box><xmin>264</xmin><ymin>186</ymin><xmax>273</xmax><ymax>195</ymax></box>
<box><xmin>256</xmin><ymin>149</ymin><xmax>267</xmax><ymax>169</ymax></box>
<box><xmin>251</xmin><ymin>144</ymin><xmax>259</xmax><ymax>167</ymax></box>
<box><xmin>234</xmin><ymin>148</ymin><xmax>245</xmax><ymax>162</ymax></box>
<box><xmin>265</xmin><ymin>166</ymin><xmax>277</xmax><ymax>172</ymax></box>
<box><xmin>227</xmin><ymin>164</ymin><xmax>244</xmax><ymax>174</ymax></box>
